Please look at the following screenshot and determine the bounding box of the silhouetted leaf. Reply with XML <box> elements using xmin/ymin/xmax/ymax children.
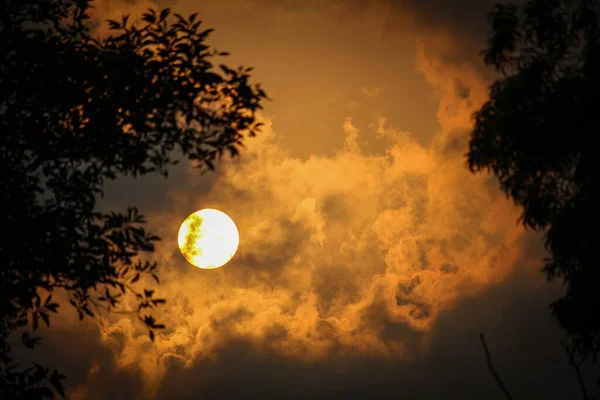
<box><xmin>141</xmin><ymin>10</ymin><xmax>156</xmax><ymax>23</ymax></box>
<box><xmin>40</xmin><ymin>312</ymin><xmax>50</xmax><ymax>327</ymax></box>
<box><xmin>49</xmin><ymin>370</ymin><xmax>66</xmax><ymax>398</ymax></box>
<box><xmin>32</xmin><ymin>313</ymin><xmax>39</xmax><ymax>331</ymax></box>
<box><xmin>107</xmin><ymin>19</ymin><xmax>120</xmax><ymax>30</ymax></box>
<box><xmin>39</xmin><ymin>387</ymin><xmax>54</xmax><ymax>398</ymax></box>
<box><xmin>46</xmin><ymin>303</ymin><xmax>59</xmax><ymax>313</ymax></box>
<box><xmin>159</xmin><ymin>8</ymin><xmax>170</xmax><ymax>21</ymax></box>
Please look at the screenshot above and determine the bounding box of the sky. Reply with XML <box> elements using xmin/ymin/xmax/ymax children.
<box><xmin>21</xmin><ymin>0</ymin><xmax>600</xmax><ymax>399</ymax></box>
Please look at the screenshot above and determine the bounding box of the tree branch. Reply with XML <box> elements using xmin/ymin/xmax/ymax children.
<box><xmin>560</xmin><ymin>339</ymin><xmax>590</xmax><ymax>400</ymax></box>
<box><xmin>479</xmin><ymin>332</ymin><xmax>513</xmax><ymax>400</ymax></box>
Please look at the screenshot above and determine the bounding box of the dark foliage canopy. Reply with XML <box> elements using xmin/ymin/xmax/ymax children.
<box><xmin>468</xmin><ymin>0</ymin><xmax>599</xmax><ymax>366</ymax></box>
<box><xmin>0</xmin><ymin>0</ymin><xmax>267</xmax><ymax>397</ymax></box>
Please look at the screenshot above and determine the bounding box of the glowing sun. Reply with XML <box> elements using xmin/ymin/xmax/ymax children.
<box><xmin>177</xmin><ymin>209</ymin><xmax>239</xmax><ymax>269</ymax></box>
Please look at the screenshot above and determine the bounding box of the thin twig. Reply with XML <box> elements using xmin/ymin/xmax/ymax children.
<box><xmin>479</xmin><ymin>332</ymin><xmax>513</xmax><ymax>400</ymax></box>
<box><xmin>560</xmin><ymin>339</ymin><xmax>590</xmax><ymax>400</ymax></box>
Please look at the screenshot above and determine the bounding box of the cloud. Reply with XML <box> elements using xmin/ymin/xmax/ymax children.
<box><xmin>25</xmin><ymin>1</ymin><xmax>578</xmax><ymax>398</ymax></box>
<box><xmin>149</xmin><ymin>271</ymin><xmax>595</xmax><ymax>400</ymax></box>
<box><xmin>84</xmin><ymin>41</ymin><xmax>533</xmax><ymax>395</ymax></box>
<box><xmin>26</xmin><ymin>268</ymin><xmax>597</xmax><ymax>400</ymax></box>
<box><xmin>393</xmin><ymin>0</ymin><xmax>494</xmax><ymax>50</ymax></box>
<box><xmin>361</xmin><ymin>86</ymin><xmax>382</xmax><ymax>97</ymax></box>
<box><xmin>11</xmin><ymin>312</ymin><xmax>146</xmax><ymax>400</ymax></box>
<box><xmin>415</xmin><ymin>43</ymin><xmax>490</xmax><ymax>155</ymax></box>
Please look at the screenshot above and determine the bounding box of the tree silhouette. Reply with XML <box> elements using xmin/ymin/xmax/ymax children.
<box><xmin>0</xmin><ymin>0</ymin><xmax>267</xmax><ymax>397</ymax></box>
<box><xmin>468</xmin><ymin>0</ymin><xmax>599</xmax><ymax>371</ymax></box>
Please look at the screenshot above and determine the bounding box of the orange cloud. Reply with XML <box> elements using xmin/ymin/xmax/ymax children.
<box><xmin>361</xmin><ymin>86</ymin><xmax>382</xmax><ymax>97</ymax></box>
<box><xmin>90</xmin><ymin>47</ymin><xmax>529</xmax><ymax>393</ymax></box>
<box><xmin>45</xmin><ymin>1</ymin><xmax>544</xmax><ymax>397</ymax></box>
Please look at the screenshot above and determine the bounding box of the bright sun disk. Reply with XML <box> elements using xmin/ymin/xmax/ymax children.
<box><xmin>177</xmin><ymin>209</ymin><xmax>239</xmax><ymax>269</ymax></box>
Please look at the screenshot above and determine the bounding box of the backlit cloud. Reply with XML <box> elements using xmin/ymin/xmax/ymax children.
<box><xmin>30</xmin><ymin>1</ymin><xmax>578</xmax><ymax>398</ymax></box>
<box><xmin>87</xmin><ymin>46</ymin><xmax>529</xmax><ymax>396</ymax></box>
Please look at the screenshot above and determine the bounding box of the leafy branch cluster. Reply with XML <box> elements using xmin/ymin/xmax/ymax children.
<box><xmin>1</xmin><ymin>0</ymin><xmax>268</xmax><ymax>397</ymax></box>
<box><xmin>468</xmin><ymin>0</ymin><xmax>599</xmax><ymax>367</ymax></box>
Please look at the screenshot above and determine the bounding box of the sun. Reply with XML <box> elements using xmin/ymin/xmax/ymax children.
<box><xmin>177</xmin><ymin>209</ymin><xmax>239</xmax><ymax>269</ymax></box>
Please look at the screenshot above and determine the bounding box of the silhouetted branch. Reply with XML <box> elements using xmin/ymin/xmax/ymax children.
<box><xmin>479</xmin><ymin>332</ymin><xmax>513</xmax><ymax>400</ymax></box>
<box><xmin>1</xmin><ymin>0</ymin><xmax>267</xmax><ymax>396</ymax></box>
<box><xmin>560</xmin><ymin>339</ymin><xmax>590</xmax><ymax>400</ymax></box>
<box><xmin>470</xmin><ymin>0</ymin><xmax>600</xmax><ymax>375</ymax></box>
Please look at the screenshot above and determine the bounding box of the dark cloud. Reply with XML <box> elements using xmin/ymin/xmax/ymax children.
<box><xmin>150</xmin><ymin>270</ymin><xmax>599</xmax><ymax>400</ymax></box>
<box><xmin>16</xmin><ymin>270</ymin><xmax>599</xmax><ymax>399</ymax></box>
<box><xmin>99</xmin><ymin>160</ymin><xmax>222</xmax><ymax>216</ymax></box>
<box><xmin>156</xmin><ymin>340</ymin><xmax>414</xmax><ymax>399</ymax></box>
<box><xmin>13</xmin><ymin>319</ymin><xmax>145</xmax><ymax>400</ymax></box>
<box><xmin>383</xmin><ymin>0</ymin><xmax>528</xmax><ymax>71</ymax></box>
<box><xmin>232</xmin><ymin>218</ymin><xmax>311</xmax><ymax>281</ymax></box>
<box><xmin>312</xmin><ymin>263</ymin><xmax>362</xmax><ymax>314</ymax></box>
<box><xmin>399</xmin><ymin>0</ymin><xmax>497</xmax><ymax>41</ymax></box>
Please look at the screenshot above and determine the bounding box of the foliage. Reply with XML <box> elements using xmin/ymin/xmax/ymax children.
<box><xmin>468</xmin><ymin>0</ymin><xmax>599</xmax><ymax>366</ymax></box>
<box><xmin>0</xmin><ymin>0</ymin><xmax>268</xmax><ymax>397</ymax></box>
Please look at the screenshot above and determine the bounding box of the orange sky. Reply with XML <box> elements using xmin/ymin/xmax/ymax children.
<box><xmin>27</xmin><ymin>1</ymin><xmax>599</xmax><ymax>399</ymax></box>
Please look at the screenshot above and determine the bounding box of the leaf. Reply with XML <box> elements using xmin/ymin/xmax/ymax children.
<box><xmin>39</xmin><ymin>387</ymin><xmax>54</xmax><ymax>398</ymax></box>
<box><xmin>40</xmin><ymin>312</ymin><xmax>50</xmax><ymax>327</ymax></box>
<box><xmin>50</xmin><ymin>370</ymin><xmax>66</xmax><ymax>398</ymax></box>
<box><xmin>46</xmin><ymin>303</ymin><xmax>59</xmax><ymax>313</ymax></box>
<box><xmin>159</xmin><ymin>8</ymin><xmax>171</xmax><ymax>21</ymax></box>
<box><xmin>23</xmin><ymin>334</ymin><xmax>42</xmax><ymax>349</ymax></box>
<box><xmin>131</xmin><ymin>273</ymin><xmax>140</xmax><ymax>283</ymax></box>
<box><xmin>33</xmin><ymin>363</ymin><xmax>46</xmax><ymax>373</ymax></box>
<box><xmin>107</xmin><ymin>19</ymin><xmax>121</xmax><ymax>30</ymax></box>
<box><xmin>33</xmin><ymin>312</ymin><xmax>39</xmax><ymax>331</ymax></box>
<box><xmin>141</xmin><ymin>10</ymin><xmax>156</xmax><ymax>23</ymax></box>
<box><xmin>149</xmin><ymin>330</ymin><xmax>155</xmax><ymax>341</ymax></box>
<box><xmin>0</xmin><ymin>352</ymin><xmax>13</xmax><ymax>365</ymax></box>
<box><xmin>219</xmin><ymin>64</ymin><xmax>233</xmax><ymax>75</ymax></box>
<box><xmin>83</xmin><ymin>306</ymin><xmax>94</xmax><ymax>318</ymax></box>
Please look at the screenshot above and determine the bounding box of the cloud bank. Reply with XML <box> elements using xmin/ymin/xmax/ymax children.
<box><xmin>25</xmin><ymin>1</ymin><xmax>589</xmax><ymax>398</ymax></box>
<box><xmin>88</xmin><ymin>45</ymin><xmax>530</xmax><ymax>396</ymax></box>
